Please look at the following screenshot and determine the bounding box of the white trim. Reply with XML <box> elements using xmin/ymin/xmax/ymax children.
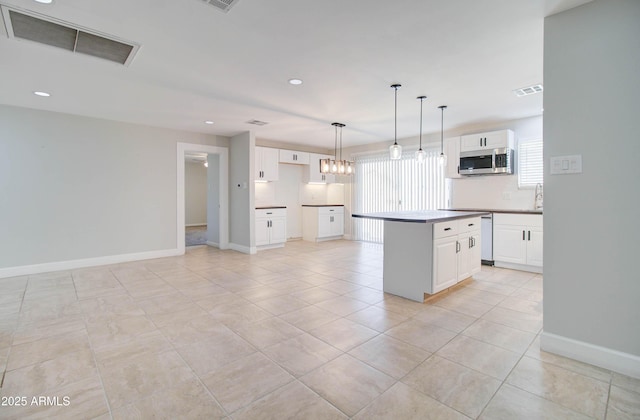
<box><xmin>541</xmin><ymin>331</ymin><xmax>640</xmax><ymax>379</ymax></box>
<box><xmin>185</xmin><ymin>223</ymin><xmax>207</xmax><ymax>227</ymax></box>
<box><xmin>0</xmin><ymin>249</ymin><xmax>181</xmax><ymax>279</ymax></box>
<box><xmin>229</xmin><ymin>243</ymin><xmax>256</xmax><ymax>254</ymax></box>
<box><xmin>206</xmin><ymin>241</ymin><xmax>220</xmax><ymax>248</ymax></box>
<box><xmin>177</xmin><ymin>143</ymin><xmax>229</xmax><ymax>255</ymax></box>
<box><xmin>494</xmin><ymin>261</ymin><xmax>542</xmax><ymax>274</ymax></box>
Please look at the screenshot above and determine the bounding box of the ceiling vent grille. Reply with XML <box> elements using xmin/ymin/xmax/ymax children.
<box><xmin>1</xmin><ymin>7</ymin><xmax>139</xmax><ymax>66</ymax></box>
<box><xmin>246</xmin><ymin>119</ymin><xmax>268</xmax><ymax>126</ymax></box>
<box><xmin>513</xmin><ymin>84</ymin><xmax>543</xmax><ymax>97</ymax></box>
<box><xmin>198</xmin><ymin>0</ymin><xmax>241</xmax><ymax>13</ymax></box>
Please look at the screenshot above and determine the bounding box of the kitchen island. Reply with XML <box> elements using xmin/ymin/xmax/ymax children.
<box><xmin>352</xmin><ymin>210</ymin><xmax>489</xmax><ymax>302</ymax></box>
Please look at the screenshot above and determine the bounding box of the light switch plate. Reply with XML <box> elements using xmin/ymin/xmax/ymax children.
<box><xmin>550</xmin><ymin>154</ymin><xmax>582</xmax><ymax>175</ymax></box>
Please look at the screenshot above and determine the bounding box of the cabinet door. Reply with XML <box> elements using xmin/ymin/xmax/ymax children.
<box><xmin>305</xmin><ymin>153</ymin><xmax>334</xmax><ymax>184</ymax></box>
<box><xmin>468</xmin><ymin>230</ymin><xmax>482</xmax><ymax>276</ymax></box>
<box><xmin>484</xmin><ymin>131</ymin><xmax>509</xmax><ymax>148</ymax></box>
<box><xmin>433</xmin><ymin>236</ymin><xmax>459</xmax><ymax>293</ymax></box>
<box><xmin>330</xmin><ymin>213</ymin><xmax>344</xmax><ymax>237</ymax></box>
<box><xmin>457</xmin><ymin>234</ymin><xmax>472</xmax><ymax>281</ymax></box>
<box><xmin>460</xmin><ymin>134</ymin><xmax>486</xmax><ymax>152</ymax></box>
<box><xmin>445</xmin><ymin>137</ymin><xmax>462</xmax><ymax>178</ymax></box>
<box><xmin>279</xmin><ymin>150</ymin><xmax>309</xmax><ymax>165</ymax></box>
<box><xmin>255</xmin><ymin>147</ymin><xmax>265</xmax><ymax>180</ymax></box>
<box><xmin>261</xmin><ymin>148</ymin><xmax>280</xmax><ymax>181</ymax></box>
<box><xmin>318</xmin><ymin>214</ymin><xmax>332</xmax><ymax>238</ymax></box>
<box><xmin>269</xmin><ymin>217</ymin><xmax>287</xmax><ymax>244</ymax></box>
<box><xmin>493</xmin><ymin>225</ymin><xmax>527</xmax><ymax>264</ymax></box>
<box><xmin>526</xmin><ymin>226</ymin><xmax>543</xmax><ymax>267</ymax></box>
<box><xmin>255</xmin><ymin>217</ymin><xmax>270</xmax><ymax>246</ymax></box>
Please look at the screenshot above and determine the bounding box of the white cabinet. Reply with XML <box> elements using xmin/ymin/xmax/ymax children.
<box><xmin>255</xmin><ymin>208</ymin><xmax>287</xmax><ymax>248</ymax></box>
<box><xmin>460</xmin><ymin>129</ymin><xmax>515</xmax><ymax>152</ymax></box>
<box><xmin>304</xmin><ymin>153</ymin><xmax>335</xmax><ymax>184</ymax></box>
<box><xmin>279</xmin><ymin>149</ymin><xmax>310</xmax><ymax>165</ymax></box>
<box><xmin>431</xmin><ymin>217</ymin><xmax>482</xmax><ymax>293</ymax></box>
<box><xmin>302</xmin><ymin>206</ymin><xmax>344</xmax><ymax>241</ymax></box>
<box><xmin>255</xmin><ymin>147</ymin><xmax>279</xmax><ymax>181</ymax></box>
<box><xmin>445</xmin><ymin>136</ymin><xmax>462</xmax><ymax>179</ymax></box>
<box><xmin>493</xmin><ymin>213</ymin><xmax>543</xmax><ymax>272</ymax></box>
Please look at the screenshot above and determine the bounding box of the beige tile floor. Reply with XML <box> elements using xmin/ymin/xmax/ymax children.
<box><xmin>0</xmin><ymin>240</ymin><xmax>639</xmax><ymax>419</ymax></box>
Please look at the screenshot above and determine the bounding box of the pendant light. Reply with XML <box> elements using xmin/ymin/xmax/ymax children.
<box><xmin>320</xmin><ymin>122</ymin><xmax>354</xmax><ymax>175</ymax></box>
<box><xmin>389</xmin><ymin>84</ymin><xmax>402</xmax><ymax>160</ymax></box>
<box><xmin>415</xmin><ymin>96</ymin><xmax>427</xmax><ymax>163</ymax></box>
<box><xmin>438</xmin><ymin>105</ymin><xmax>448</xmax><ymax>166</ymax></box>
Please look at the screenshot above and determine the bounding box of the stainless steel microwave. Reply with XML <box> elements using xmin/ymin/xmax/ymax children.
<box><xmin>459</xmin><ymin>148</ymin><xmax>514</xmax><ymax>175</ymax></box>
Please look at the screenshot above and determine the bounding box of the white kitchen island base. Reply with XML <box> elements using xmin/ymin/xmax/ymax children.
<box><xmin>353</xmin><ymin>211</ymin><xmax>487</xmax><ymax>302</ymax></box>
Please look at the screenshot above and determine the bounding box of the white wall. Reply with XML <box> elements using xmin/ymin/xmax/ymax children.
<box><xmin>0</xmin><ymin>105</ymin><xmax>228</xmax><ymax>273</ymax></box>
<box><xmin>207</xmin><ymin>154</ymin><xmax>220</xmax><ymax>245</ymax></box>
<box><xmin>185</xmin><ymin>161</ymin><xmax>207</xmax><ymax>226</ymax></box>
<box><xmin>542</xmin><ymin>0</ymin><xmax>640</xmax><ymax>376</ymax></box>
<box><xmin>229</xmin><ymin>131</ymin><xmax>255</xmax><ymax>252</ymax></box>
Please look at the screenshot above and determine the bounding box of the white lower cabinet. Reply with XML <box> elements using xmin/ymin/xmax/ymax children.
<box><xmin>302</xmin><ymin>206</ymin><xmax>344</xmax><ymax>241</ymax></box>
<box><xmin>431</xmin><ymin>217</ymin><xmax>481</xmax><ymax>294</ymax></box>
<box><xmin>255</xmin><ymin>208</ymin><xmax>287</xmax><ymax>248</ymax></box>
<box><xmin>493</xmin><ymin>213</ymin><xmax>543</xmax><ymax>272</ymax></box>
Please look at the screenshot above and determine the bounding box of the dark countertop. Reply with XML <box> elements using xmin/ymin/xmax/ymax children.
<box><xmin>256</xmin><ymin>206</ymin><xmax>286</xmax><ymax>209</ymax></box>
<box><xmin>352</xmin><ymin>210</ymin><xmax>490</xmax><ymax>223</ymax></box>
<box><xmin>302</xmin><ymin>204</ymin><xmax>345</xmax><ymax>207</ymax></box>
<box><xmin>442</xmin><ymin>208</ymin><xmax>543</xmax><ymax>215</ymax></box>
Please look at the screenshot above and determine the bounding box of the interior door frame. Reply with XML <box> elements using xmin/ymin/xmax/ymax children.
<box><xmin>177</xmin><ymin>142</ymin><xmax>229</xmax><ymax>254</ymax></box>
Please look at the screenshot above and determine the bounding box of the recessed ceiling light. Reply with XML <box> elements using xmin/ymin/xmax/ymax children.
<box><xmin>288</xmin><ymin>78</ymin><xmax>303</xmax><ymax>85</ymax></box>
<box><xmin>34</xmin><ymin>0</ymin><xmax>53</xmax><ymax>3</ymax></box>
<box><xmin>204</xmin><ymin>120</ymin><xmax>214</xmax><ymax>125</ymax></box>
<box><xmin>33</xmin><ymin>91</ymin><xmax>51</xmax><ymax>97</ymax></box>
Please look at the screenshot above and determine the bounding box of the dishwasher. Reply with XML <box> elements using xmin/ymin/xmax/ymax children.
<box><xmin>481</xmin><ymin>214</ymin><xmax>494</xmax><ymax>265</ymax></box>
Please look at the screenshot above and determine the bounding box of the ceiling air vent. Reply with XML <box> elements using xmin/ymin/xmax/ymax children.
<box><xmin>246</xmin><ymin>120</ymin><xmax>268</xmax><ymax>126</ymax></box>
<box><xmin>198</xmin><ymin>0</ymin><xmax>241</xmax><ymax>13</ymax></box>
<box><xmin>1</xmin><ymin>7</ymin><xmax>139</xmax><ymax>66</ymax></box>
<box><xmin>513</xmin><ymin>84</ymin><xmax>543</xmax><ymax>97</ymax></box>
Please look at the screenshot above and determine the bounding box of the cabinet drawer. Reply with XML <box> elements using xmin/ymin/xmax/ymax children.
<box><xmin>318</xmin><ymin>206</ymin><xmax>344</xmax><ymax>216</ymax></box>
<box><xmin>494</xmin><ymin>213</ymin><xmax>542</xmax><ymax>227</ymax></box>
<box><xmin>433</xmin><ymin>221</ymin><xmax>458</xmax><ymax>239</ymax></box>
<box><xmin>458</xmin><ymin>217</ymin><xmax>481</xmax><ymax>233</ymax></box>
<box><xmin>255</xmin><ymin>208</ymin><xmax>286</xmax><ymax>218</ymax></box>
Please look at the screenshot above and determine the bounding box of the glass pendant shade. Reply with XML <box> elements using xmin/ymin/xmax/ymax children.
<box><xmin>415</xmin><ymin>149</ymin><xmax>426</xmax><ymax>163</ymax></box>
<box><xmin>438</xmin><ymin>152</ymin><xmax>447</xmax><ymax>166</ymax></box>
<box><xmin>320</xmin><ymin>158</ymin><xmax>331</xmax><ymax>174</ymax></box>
<box><xmin>331</xmin><ymin>160</ymin><xmax>338</xmax><ymax>173</ymax></box>
<box><xmin>389</xmin><ymin>143</ymin><xmax>402</xmax><ymax>160</ymax></box>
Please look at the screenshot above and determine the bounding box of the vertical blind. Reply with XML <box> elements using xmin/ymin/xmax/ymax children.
<box><xmin>353</xmin><ymin>148</ymin><xmax>446</xmax><ymax>243</ymax></box>
<box><xmin>518</xmin><ymin>138</ymin><xmax>544</xmax><ymax>187</ymax></box>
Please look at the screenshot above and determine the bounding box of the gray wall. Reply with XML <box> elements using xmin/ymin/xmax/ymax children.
<box><xmin>229</xmin><ymin>131</ymin><xmax>255</xmax><ymax>250</ymax></box>
<box><xmin>185</xmin><ymin>161</ymin><xmax>207</xmax><ymax>226</ymax></box>
<box><xmin>543</xmin><ymin>0</ymin><xmax>640</xmax><ymax>356</ymax></box>
<box><xmin>0</xmin><ymin>105</ymin><xmax>228</xmax><ymax>269</ymax></box>
<box><xmin>207</xmin><ymin>154</ymin><xmax>220</xmax><ymax>245</ymax></box>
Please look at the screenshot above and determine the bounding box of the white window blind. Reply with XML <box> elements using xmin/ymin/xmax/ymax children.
<box><xmin>518</xmin><ymin>138</ymin><xmax>543</xmax><ymax>188</ymax></box>
<box><xmin>353</xmin><ymin>148</ymin><xmax>446</xmax><ymax>243</ymax></box>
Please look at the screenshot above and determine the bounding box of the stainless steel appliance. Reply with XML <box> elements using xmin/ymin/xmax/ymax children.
<box><xmin>481</xmin><ymin>214</ymin><xmax>494</xmax><ymax>265</ymax></box>
<box><xmin>459</xmin><ymin>148</ymin><xmax>514</xmax><ymax>175</ymax></box>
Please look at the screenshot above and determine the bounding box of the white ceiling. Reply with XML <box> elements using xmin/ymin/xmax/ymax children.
<box><xmin>0</xmin><ymin>0</ymin><xmax>591</xmax><ymax>148</ymax></box>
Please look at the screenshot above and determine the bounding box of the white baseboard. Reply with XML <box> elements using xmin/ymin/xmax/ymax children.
<box><xmin>0</xmin><ymin>248</ymin><xmax>183</xmax><ymax>279</ymax></box>
<box><xmin>229</xmin><ymin>243</ymin><xmax>255</xmax><ymax>255</ymax></box>
<box><xmin>206</xmin><ymin>241</ymin><xmax>220</xmax><ymax>248</ymax></box>
<box><xmin>541</xmin><ymin>331</ymin><xmax>640</xmax><ymax>379</ymax></box>
<box><xmin>185</xmin><ymin>223</ymin><xmax>207</xmax><ymax>227</ymax></box>
<box><xmin>494</xmin><ymin>261</ymin><xmax>542</xmax><ymax>274</ymax></box>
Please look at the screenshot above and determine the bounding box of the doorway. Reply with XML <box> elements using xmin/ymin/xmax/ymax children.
<box><xmin>176</xmin><ymin>143</ymin><xmax>229</xmax><ymax>254</ymax></box>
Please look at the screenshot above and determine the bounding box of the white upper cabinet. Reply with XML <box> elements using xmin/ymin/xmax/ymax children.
<box><xmin>255</xmin><ymin>147</ymin><xmax>279</xmax><ymax>181</ymax></box>
<box><xmin>304</xmin><ymin>153</ymin><xmax>335</xmax><ymax>184</ymax></box>
<box><xmin>460</xmin><ymin>129</ymin><xmax>515</xmax><ymax>152</ymax></box>
<box><xmin>279</xmin><ymin>149</ymin><xmax>310</xmax><ymax>165</ymax></box>
<box><xmin>444</xmin><ymin>136</ymin><xmax>462</xmax><ymax>179</ymax></box>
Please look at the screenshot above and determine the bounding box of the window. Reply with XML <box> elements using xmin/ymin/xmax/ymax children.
<box><xmin>353</xmin><ymin>148</ymin><xmax>446</xmax><ymax>243</ymax></box>
<box><xmin>518</xmin><ymin>138</ymin><xmax>543</xmax><ymax>188</ymax></box>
